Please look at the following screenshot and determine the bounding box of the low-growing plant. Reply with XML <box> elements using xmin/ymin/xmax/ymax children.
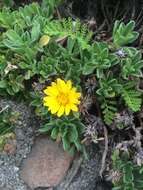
<box><xmin>0</xmin><ymin>106</ymin><xmax>17</xmax><ymax>135</ymax></box>
<box><xmin>112</xmin><ymin>150</ymin><xmax>143</xmax><ymax>190</ymax></box>
<box><xmin>39</xmin><ymin>116</ymin><xmax>85</xmax><ymax>154</ymax></box>
<box><xmin>81</xmin><ymin>20</ymin><xmax>142</xmax><ymax>125</ymax></box>
<box><xmin>0</xmin><ymin>106</ymin><xmax>17</xmax><ymax>150</ymax></box>
<box><xmin>44</xmin><ymin>17</ymin><xmax>92</xmax><ymax>49</ymax></box>
<box><xmin>0</xmin><ymin>0</ymin><xmax>14</xmax><ymax>7</ymax></box>
<box><xmin>0</xmin><ymin>0</ymin><xmax>142</xmax><ymax>159</ymax></box>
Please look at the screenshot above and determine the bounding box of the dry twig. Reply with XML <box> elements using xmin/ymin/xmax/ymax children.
<box><xmin>100</xmin><ymin>125</ymin><xmax>108</xmax><ymax>177</ymax></box>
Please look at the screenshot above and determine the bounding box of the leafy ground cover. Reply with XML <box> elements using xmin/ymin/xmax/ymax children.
<box><xmin>0</xmin><ymin>0</ymin><xmax>143</xmax><ymax>189</ymax></box>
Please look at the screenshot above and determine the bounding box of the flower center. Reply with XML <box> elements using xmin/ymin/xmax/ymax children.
<box><xmin>57</xmin><ymin>93</ymin><xmax>69</xmax><ymax>106</ymax></box>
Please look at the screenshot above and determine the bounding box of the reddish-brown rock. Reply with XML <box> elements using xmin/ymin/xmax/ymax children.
<box><xmin>20</xmin><ymin>136</ymin><xmax>73</xmax><ymax>189</ymax></box>
<box><xmin>3</xmin><ymin>143</ymin><xmax>16</xmax><ymax>154</ymax></box>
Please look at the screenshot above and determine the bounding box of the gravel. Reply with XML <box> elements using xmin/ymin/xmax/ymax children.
<box><xmin>0</xmin><ymin>99</ymin><xmax>37</xmax><ymax>190</ymax></box>
<box><xmin>56</xmin><ymin>145</ymin><xmax>112</xmax><ymax>190</ymax></box>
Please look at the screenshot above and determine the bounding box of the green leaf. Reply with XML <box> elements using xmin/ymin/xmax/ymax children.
<box><xmin>62</xmin><ymin>136</ymin><xmax>70</xmax><ymax>151</ymax></box>
<box><xmin>2</xmin><ymin>0</ymin><xmax>14</xmax><ymax>7</ymax></box>
<box><xmin>101</xmin><ymin>99</ymin><xmax>117</xmax><ymax>125</ymax></box>
<box><xmin>11</xmin><ymin>82</ymin><xmax>20</xmax><ymax>92</ymax></box>
<box><xmin>44</xmin><ymin>18</ymin><xmax>92</xmax><ymax>49</ymax></box>
<box><xmin>51</xmin><ymin>127</ymin><xmax>59</xmax><ymax>139</ymax></box>
<box><xmin>121</xmin><ymin>83</ymin><xmax>142</xmax><ymax>112</ymax></box>
<box><xmin>31</xmin><ymin>23</ymin><xmax>40</xmax><ymax>42</ymax></box>
<box><xmin>24</xmin><ymin>70</ymin><xmax>32</xmax><ymax>80</ymax></box>
<box><xmin>68</xmin><ymin>125</ymin><xmax>78</xmax><ymax>142</ymax></box>
<box><xmin>68</xmin><ymin>145</ymin><xmax>76</xmax><ymax>156</ymax></box>
<box><xmin>82</xmin><ymin>64</ymin><xmax>95</xmax><ymax>75</ymax></box>
<box><xmin>123</xmin><ymin>163</ymin><xmax>134</xmax><ymax>183</ymax></box>
<box><xmin>82</xmin><ymin>42</ymin><xmax>118</xmax><ymax>77</ymax></box>
<box><xmin>74</xmin><ymin>140</ymin><xmax>82</xmax><ymax>151</ymax></box>
<box><xmin>112</xmin><ymin>187</ymin><xmax>122</xmax><ymax>190</ymax></box>
<box><xmin>121</xmin><ymin>47</ymin><xmax>143</xmax><ymax>79</ymax></box>
<box><xmin>67</xmin><ymin>38</ymin><xmax>76</xmax><ymax>52</ymax></box>
<box><xmin>0</xmin><ymin>80</ymin><xmax>7</xmax><ymax>88</ymax></box>
<box><xmin>39</xmin><ymin>123</ymin><xmax>53</xmax><ymax>133</ymax></box>
<box><xmin>113</xmin><ymin>20</ymin><xmax>139</xmax><ymax>47</ymax></box>
<box><xmin>4</xmin><ymin>30</ymin><xmax>24</xmax><ymax>47</ymax></box>
<box><xmin>6</xmin><ymin>87</ymin><xmax>15</xmax><ymax>95</ymax></box>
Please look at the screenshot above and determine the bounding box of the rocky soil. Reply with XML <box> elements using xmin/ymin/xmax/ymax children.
<box><xmin>0</xmin><ymin>99</ymin><xmax>111</xmax><ymax>190</ymax></box>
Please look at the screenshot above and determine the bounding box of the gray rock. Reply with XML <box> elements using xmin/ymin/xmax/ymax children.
<box><xmin>55</xmin><ymin>145</ymin><xmax>112</xmax><ymax>190</ymax></box>
<box><xmin>20</xmin><ymin>136</ymin><xmax>73</xmax><ymax>189</ymax></box>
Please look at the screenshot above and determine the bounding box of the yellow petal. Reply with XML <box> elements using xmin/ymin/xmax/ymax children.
<box><xmin>44</xmin><ymin>87</ymin><xmax>59</xmax><ymax>96</ymax></box>
<box><xmin>75</xmin><ymin>92</ymin><xmax>81</xmax><ymax>98</ymax></box>
<box><xmin>71</xmin><ymin>91</ymin><xmax>81</xmax><ymax>98</ymax></box>
<box><xmin>57</xmin><ymin>78</ymin><xmax>67</xmax><ymax>92</ymax></box>
<box><xmin>43</xmin><ymin>102</ymin><xmax>49</xmax><ymax>107</ymax></box>
<box><xmin>50</xmin><ymin>104</ymin><xmax>60</xmax><ymax>114</ymax></box>
<box><xmin>57</xmin><ymin>78</ymin><xmax>66</xmax><ymax>86</ymax></box>
<box><xmin>51</xmin><ymin>82</ymin><xmax>57</xmax><ymax>87</ymax></box>
<box><xmin>65</xmin><ymin>105</ymin><xmax>71</xmax><ymax>115</ymax></box>
<box><xmin>66</xmin><ymin>80</ymin><xmax>72</xmax><ymax>90</ymax></box>
<box><xmin>43</xmin><ymin>96</ymin><xmax>55</xmax><ymax>102</ymax></box>
<box><xmin>71</xmin><ymin>87</ymin><xmax>76</xmax><ymax>93</ymax></box>
<box><xmin>69</xmin><ymin>92</ymin><xmax>81</xmax><ymax>104</ymax></box>
<box><xmin>43</xmin><ymin>97</ymin><xmax>57</xmax><ymax>107</ymax></box>
<box><xmin>57</xmin><ymin>106</ymin><xmax>64</xmax><ymax>117</ymax></box>
<box><xmin>70</xmin><ymin>98</ymin><xmax>80</xmax><ymax>104</ymax></box>
<box><xmin>70</xmin><ymin>104</ymin><xmax>78</xmax><ymax>112</ymax></box>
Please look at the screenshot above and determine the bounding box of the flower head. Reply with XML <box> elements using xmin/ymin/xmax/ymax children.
<box><xmin>43</xmin><ymin>78</ymin><xmax>81</xmax><ymax>117</ymax></box>
<box><xmin>39</xmin><ymin>35</ymin><xmax>50</xmax><ymax>47</ymax></box>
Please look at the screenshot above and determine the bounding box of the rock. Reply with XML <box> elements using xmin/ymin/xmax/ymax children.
<box><xmin>56</xmin><ymin>144</ymin><xmax>112</xmax><ymax>190</ymax></box>
<box><xmin>3</xmin><ymin>143</ymin><xmax>16</xmax><ymax>155</ymax></box>
<box><xmin>20</xmin><ymin>136</ymin><xmax>73</xmax><ymax>189</ymax></box>
<box><xmin>3</xmin><ymin>138</ymin><xmax>17</xmax><ymax>155</ymax></box>
<box><xmin>15</xmin><ymin>128</ymin><xmax>25</xmax><ymax>140</ymax></box>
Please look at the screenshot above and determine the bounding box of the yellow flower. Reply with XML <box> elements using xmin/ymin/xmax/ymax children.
<box><xmin>39</xmin><ymin>35</ymin><xmax>50</xmax><ymax>47</ymax></box>
<box><xmin>43</xmin><ymin>78</ymin><xmax>81</xmax><ymax>117</ymax></box>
